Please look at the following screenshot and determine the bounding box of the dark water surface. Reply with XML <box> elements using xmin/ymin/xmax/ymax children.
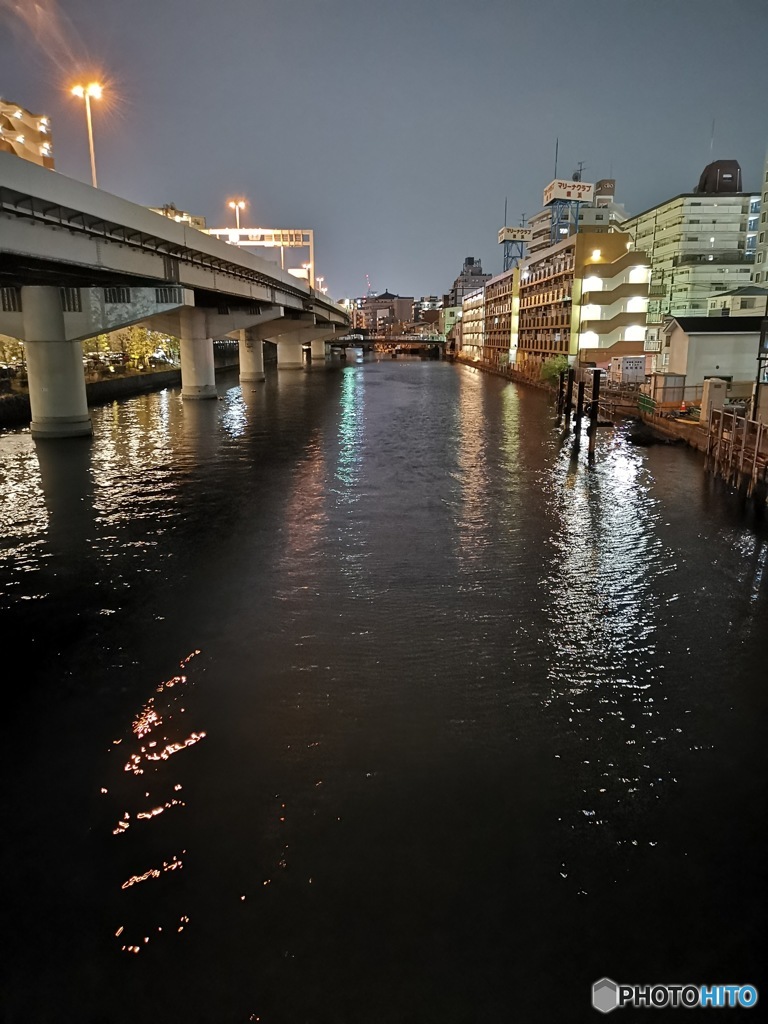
<box><xmin>1</xmin><ymin>360</ymin><xmax>766</xmax><ymax>1023</ymax></box>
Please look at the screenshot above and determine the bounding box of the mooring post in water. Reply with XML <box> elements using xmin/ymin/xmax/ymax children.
<box><xmin>557</xmin><ymin>371</ymin><xmax>566</xmax><ymax>424</ymax></box>
<box><xmin>588</xmin><ymin>368</ymin><xmax>601</xmax><ymax>459</ymax></box>
<box><xmin>564</xmin><ymin>368</ymin><xmax>575</xmax><ymax>430</ymax></box>
<box><xmin>574</xmin><ymin>380</ymin><xmax>585</xmax><ymax>444</ymax></box>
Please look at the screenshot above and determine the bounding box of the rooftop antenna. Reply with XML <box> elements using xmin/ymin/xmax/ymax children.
<box><xmin>554</xmin><ymin>137</ymin><xmax>559</xmax><ymax>179</ymax></box>
<box><xmin>709</xmin><ymin>117</ymin><xmax>716</xmax><ymax>160</ymax></box>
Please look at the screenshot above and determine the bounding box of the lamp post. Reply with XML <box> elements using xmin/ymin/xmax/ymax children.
<box><xmin>71</xmin><ymin>82</ymin><xmax>102</xmax><ymax>188</ymax></box>
<box><xmin>228</xmin><ymin>199</ymin><xmax>246</xmax><ymax>231</ymax></box>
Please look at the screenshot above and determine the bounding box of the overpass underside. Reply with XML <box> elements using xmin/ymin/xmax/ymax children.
<box><xmin>0</xmin><ymin>151</ymin><xmax>350</xmax><ymax>437</ymax></box>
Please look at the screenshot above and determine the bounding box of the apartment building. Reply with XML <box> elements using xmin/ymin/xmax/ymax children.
<box><xmin>754</xmin><ymin>151</ymin><xmax>768</xmax><ymax>285</ymax></box>
<box><xmin>707</xmin><ymin>285</ymin><xmax>768</xmax><ymax>317</ymax></box>
<box><xmin>513</xmin><ymin>231</ymin><xmax>650</xmax><ymax>370</ymax></box>
<box><xmin>444</xmin><ymin>257</ymin><xmax>491</xmax><ymax>307</ymax></box>
<box><xmin>460</xmin><ymin>289</ymin><xmax>485</xmax><ymax>362</ymax></box>
<box><xmin>483</xmin><ymin>268</ymin><xmax>516</xmax><ymax>367</ymax></box>
<box><xmin>623</xmin><ymin>169</ymin><xmax>759</xmax><ymax>324</ymax></box>
<box><xmin>0</xmin><ymin>99</ymin><xmax>53</xmax><ymax>168</ymax></box>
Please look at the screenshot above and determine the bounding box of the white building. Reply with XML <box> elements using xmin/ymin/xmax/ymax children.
<box><xmin>459</xmin><ymin>289</ymin><xmax>485</xmax><ymax>361</ymax></box>
<box><xmin>707</xmin><ymin>285</ymin><xmax>768</xmax><ymax>318</ymax></box>
<box><xmin>754</xmin><ymin>150</ymin><xmax>768</xmax><ymax>285</ymax></box>
<box><xmin>623</xmin><ymin>176</ymin><xmax>759</xmax><ymax>324</ymax></box>
<box><xmin>661</xmin><ymin>316</ymin><xmax>763</xmax><ymax>383</ymax></box>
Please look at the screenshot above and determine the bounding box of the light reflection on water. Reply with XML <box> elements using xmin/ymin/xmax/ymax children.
<box><xmin>1</xmin><ymin>362</ymin><xmax>767</xmax><ymax>1021</ymax></box>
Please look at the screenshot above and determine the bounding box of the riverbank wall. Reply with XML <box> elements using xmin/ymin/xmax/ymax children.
<box><xmin>455</xmin><ymin>355</ymin><xmax>713</xmax><ymax>453</ymax></box>
<box><xmin>0</xmin><ymin>349</ymin><xmax>240</xmax><ymax>430</ymax></box>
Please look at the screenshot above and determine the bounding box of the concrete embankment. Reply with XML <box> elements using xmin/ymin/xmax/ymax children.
<box><xmin>0</xmin><ymin>351</ymin><xmax>241</xmax><ymax>430</ymax></box>
<box><xmin>454</xmin><ymin>355</ymin><xmax>710</xmax><ymax>453</ymax></box>
<box><xmin>0</xmin><ymin>368</ymin><xmax>181</xmax><ymax>429</ymax></box>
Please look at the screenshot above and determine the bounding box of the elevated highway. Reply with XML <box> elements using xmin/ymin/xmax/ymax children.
<box><xmin>0</xmin><ymin>152</ymin><xmax>350</xmax><ymax>436</ymax></box>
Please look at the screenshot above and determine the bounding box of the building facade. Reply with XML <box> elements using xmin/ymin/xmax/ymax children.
<box><xmin>754</xmin><ymin>151</ymin><xmax>768</xmax><ymax>285</ymax></box>
<box><xmin>483</xmin><ymin>268</ymin><xmax>516</xmax><ymax>367</ymax></box>
<box><xmin>460</xmin><ymin>289</ymin><xmax>485</xmax><ymax>361</ymax></box>
<box><xmin>351</xmin><ymin>291</ymin><xmax>414</xmax><ymax>332</ymax></box>
<box><xmin>513</xmin><ymin>231</ymin><xmax>650</xmax><ymax>370</ymax></box>
<box><xmin>445</xmin><ymin>257</ymin><xmax>491</xmax><ymax>307</ymax></box>
<box><xmin>0</xmin><ymin>99</ymin><xmax>53</xmax><ymax>168</ymax></box>
<box><xmin>527</xmin><ymin>178</ymin><xmax>629</xmax><ymax>255</ymax></box>
<box><xmin>623</xmin><ymin>184</ymin><xmax>759</xmax><ymax>323</ymax></box>
<box><xmin>707</xmin><ymin>285</ymin><xmax>768</xmax><ymax>317</ymax></box>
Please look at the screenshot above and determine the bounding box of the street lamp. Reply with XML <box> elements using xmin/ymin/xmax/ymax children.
<box><xmin>71</xmin><ymin>82</ymin><xmax>102</xmax><ymax>188</ymax></box>
<box><xmin>228</xmin><ymin>199</ymin><xmax>246</xmax><ymax>230</ymax></box>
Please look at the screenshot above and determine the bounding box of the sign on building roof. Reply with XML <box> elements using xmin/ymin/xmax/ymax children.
<box><xmin>543</xmin><ymin>179</ymin><xmax>595</xmax><ymax>206</ymax></box>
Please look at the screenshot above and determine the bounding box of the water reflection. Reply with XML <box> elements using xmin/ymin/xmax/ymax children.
<box><xmin>104</xmin><ymin>649</ymin><xmax>202</xmax><ymax>956</ymax></box>
<box><xmin>2</xmin><ymin>363</ymin><xmax>767</xmax><ymax>1021</ymax></box>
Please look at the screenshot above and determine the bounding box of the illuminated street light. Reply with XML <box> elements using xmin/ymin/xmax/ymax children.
<box><xmin>71</xmin><ymin>82</ymin><xmax>102</xmax><ymax>188</ymax></box>
<box><xmin>228</xmin><ymin>199</ymin><xmax>246</xmax><ymax>230</ymax></box>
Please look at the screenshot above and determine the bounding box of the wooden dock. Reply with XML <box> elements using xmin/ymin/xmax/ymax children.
<box><xmin>705</xmin><ymin>409</ymin><xmax>768</xmax><ymax>502</ymax></box>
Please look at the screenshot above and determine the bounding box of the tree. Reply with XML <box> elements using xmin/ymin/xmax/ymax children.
<box><xmin>540</xmin><ymin>355</ymin><xmax>569</xmax><ymax>384</ymax></box>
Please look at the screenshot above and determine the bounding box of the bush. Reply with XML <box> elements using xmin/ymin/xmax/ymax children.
<box><xmin>540</xmin><ymin>355</ymin><xmax>569</xmax><ymax>384</ymax></box>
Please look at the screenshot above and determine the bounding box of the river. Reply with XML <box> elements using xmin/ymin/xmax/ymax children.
<box><xmin>1</xmin><ymin>358</ymin><xmax>766</xmax><ymax>1022</ymax></box>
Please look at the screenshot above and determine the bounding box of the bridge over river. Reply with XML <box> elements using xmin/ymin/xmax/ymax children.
<box><xmin>0</xmin><ymin>151</ymin><xmax>350</xmax><ymax>437</ymax></box>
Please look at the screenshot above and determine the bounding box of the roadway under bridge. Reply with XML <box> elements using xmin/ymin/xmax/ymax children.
<box><xmin>0</xmin><ymin>152</ymin><xmax>350</xmax><ymax>437</ymax></box>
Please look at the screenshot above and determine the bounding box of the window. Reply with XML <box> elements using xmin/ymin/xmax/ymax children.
<box><xmin>104</xmin><ymin>287</ymin><xmax>131</xmax><ymax>304</ymax></box>
<box><xmin>0</xmin><ymin>287</ymin><xmax>21</xmax><ymax>312</ymax></box>
<box><xmin>59</xmin><ymin>287</ymin><xmax>82</xmax><ymax>312</ymax></box>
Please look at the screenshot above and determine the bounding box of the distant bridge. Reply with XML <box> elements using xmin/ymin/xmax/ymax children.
<box><xmin>0</xmin><ymin>151</ymin><xmax>350</xmax><ymax>437</ymax></box>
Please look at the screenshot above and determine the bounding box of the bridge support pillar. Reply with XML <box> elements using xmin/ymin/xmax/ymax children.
<box><xmin>276</xmin><ymin>338</ymin><xmax>305</xmax><ymax>369</ymax></box>
<box><xmin>22</xmin><ymin>286</ymin><xmax>92</xmax><ymax>439</ymax></box>
<box><xmin>310</xmin><ymin>339</ymin><xmax>327</xmax><ymax>361</ymax></box>
<box><xmin>239</xmin><ymin>328</ymin><xmax>265</xmax><ymax>383</ymax></box>
<box><xmin>180</xmin><ymin>309</ymin><xmax>217</xmax><ymax>399</ymax></box>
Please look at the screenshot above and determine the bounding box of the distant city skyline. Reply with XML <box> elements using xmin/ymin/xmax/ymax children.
<box><xmin>1</xmin><ymin>0</ymin><xmax>766</xmax><ymax>299</ymax></box>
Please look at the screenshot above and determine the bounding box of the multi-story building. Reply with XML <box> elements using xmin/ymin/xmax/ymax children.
<box><xmin>413</xmin><ymin>296</ymin><xmax>441</xmax><ymax>321</ymax></box>
<box><xmin>754</xmin><ymin>151</ymin><xmax>768</xmax><ymax>285</ymax></box>
<box><xmin>513</xmin><ymin>231</ymin><xmax>650</xmax><ymax>370</ymax></box>
<box><xmin>460</xmin><ymin>289</ymin><xmax>485</xmax><ymax>362</ymax></box>
<box><xmin>623</xmin><ymin>162</ymin><xmax>759</xmax><ymax>323</ymax></box>
<box><xmin>707</xmin><ymin>285</ymin><xmax>768</xmax><ymax>317</ymax></box>
<box><xmin>0</xmin><ymin>99</ymin><xmax>53</xmax><ymax>168</ymax></box>
<box><xmin>483</xmin><ymin>268</ymin><xmax>516</xmax><ymax>367</ymax></box>
<box><xmin>444</xmin><ymin>257</ymin><xmax>491</xmax><ymax>307</ymax></box>
<box><xmin>528</xmin><ymin>179</ymin><xmax>629</xmax><ymax>255</ymax></box>
<box><xmin>351</xmin><ymin>291</ymin><xmax>414</xmax><ymax>332</ymax></box>
<box><xmin>439</xmin><ymin>305</ymin><xmax>461</xmax><ymax>338</ymax></box>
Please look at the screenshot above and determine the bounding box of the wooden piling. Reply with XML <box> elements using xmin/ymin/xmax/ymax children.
<box><xmin>587</xmin><ymin>368</ymin><xmax>601</xmax><ymax>460</ymax></box>
<box><xmin>574</xmin><ymin>380</ymin><xmax>585</xmax><ymax>445</ymax></box>
<box><xmin>564</xmin><ymin>369</ymin><xmax>574</xmax><ymax>430</ymax></box>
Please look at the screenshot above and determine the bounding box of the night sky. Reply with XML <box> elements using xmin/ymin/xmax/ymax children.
<box><xmin>1</xmin><ymin>0</ymin><xmax>766</xmax><ymax>300</ymax></box>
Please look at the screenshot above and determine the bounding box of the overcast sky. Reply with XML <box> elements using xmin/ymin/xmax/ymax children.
<box><xmin>1</xmin><ymin>0</ymin><xmax>766</xmax><ymax>300</ymax></box>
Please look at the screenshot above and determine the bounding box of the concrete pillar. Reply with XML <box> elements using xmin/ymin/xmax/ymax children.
<box><xmin>276</xmin><ymin>337</ymin><xmax>306</xmax><ymax>368</ymax></box>
<box><xmin>180</xmin><ymin>308</ymin><xmax>216</xmax><ymax>399</ymax></box>
<box><xmin>310</xmin><ymin>338</ymin><xmax>328</xmax><ymax>361</ymax></box>
<box><xmin>239</xmin><ymin>328</ymin><xmax>265</xmax><ymax>383</ymax></box>
<box><xmin>22</xmin><ymin>286</ymin><xmax>92</xmax><ymax>438</ymax></box>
